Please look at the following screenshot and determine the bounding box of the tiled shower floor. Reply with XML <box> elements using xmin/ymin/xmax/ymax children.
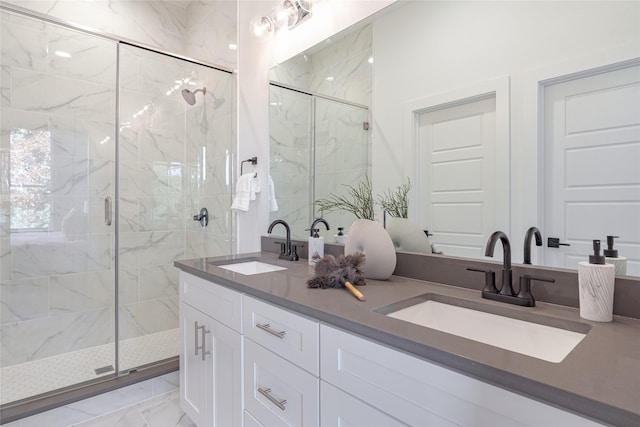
<box><xmin>1</xmin><ymin>328</ymin><xmax>179</xmax><ymax>405</ymax></box>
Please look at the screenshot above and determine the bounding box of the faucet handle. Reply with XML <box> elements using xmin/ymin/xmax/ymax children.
<box><xmin>274</xmin><ymin>241</ymin><xmax>286</xmax><ymax>256</ymax></box>
<box><xmin>517</xmin><ymin>274</ymin><xmax>555</xmax><ymax>305</ymax></box>
<box><xmin>467</xmin><ymin>268</ymin><xmax>497</xmax><ymax>294</ymax></box>
<box><xmin>291</xmin><ymin>244</ymin><xmax>303</xmax><ymax>261</ymax></box>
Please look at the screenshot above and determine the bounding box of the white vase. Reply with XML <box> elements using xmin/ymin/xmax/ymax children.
<box><xmin>344</xmin><ymin>218</ymin><xmax>397</xmax><ymax>280</ymax></box>
<box><xmin>385</xmin><ymin>217</ymin><xmax>432</xmax><ymax>254</ymax></box>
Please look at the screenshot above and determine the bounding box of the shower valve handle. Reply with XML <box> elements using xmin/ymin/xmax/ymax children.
<box><xmin>193</xmin><ymin>207</ymin><xmax>208</xmax><ymax>228</ymax></box>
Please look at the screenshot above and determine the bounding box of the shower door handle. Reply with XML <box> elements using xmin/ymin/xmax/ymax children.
<box><xmin>104</xmin><ymin>196</ymin><xmax>112</xmax><ymax>226</ymax></box>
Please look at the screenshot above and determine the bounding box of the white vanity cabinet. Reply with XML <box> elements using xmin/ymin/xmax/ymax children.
<box><xmin>179</xmin><ymin>272</ymin><xmax>243</xmax><ymax>427</ymax></box>
<box><xmin>320</xmin><ymin>325</ymin><xmax>603</xmax><ymax>427</ymax></box>
<box><xmin>179</xmin><ymin>270</ymin><xmax>606</xmax><ymax>427</ymax></box>
<box><xmin>242</xmin><ymin>295</ymin><xmax>320</xmax><ymax>426</ymax></box>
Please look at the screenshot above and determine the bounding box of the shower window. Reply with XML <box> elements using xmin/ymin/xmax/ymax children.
<box><xmin>9</xmin><ymin>129</ymin><xmax>52</xmax><ymax>231</ymax></box>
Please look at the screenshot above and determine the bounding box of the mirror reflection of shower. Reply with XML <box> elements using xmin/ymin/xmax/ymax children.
<box><xmin>182</xmin><ymin>87</ymin><xmax>207</xmax><ymax>105</ymax></box>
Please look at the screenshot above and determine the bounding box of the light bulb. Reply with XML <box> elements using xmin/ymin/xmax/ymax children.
<box><xmin>249</xmin><ymin>16</ymin><xmax>274</xmax><ymax>38</ymax></box>
<box><xmin>275</xmin><ymin>0</ymin><xmax>297</xmax><ymax>28</ymax></box>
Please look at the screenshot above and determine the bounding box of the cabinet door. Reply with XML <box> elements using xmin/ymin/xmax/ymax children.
<box><xmin>320</xmin><ymin>381</ymin><xmax>407</xmax><ymax>427</ymax></box>
<box><xmin>244</xmin><ymin>339</ymin><xmax>319</xmax><ymax>427</ymax></box>
<box><xmin>180</xmin><ymin>302</ymin><xmax>212</xmax><ymax>427</ymax></box>
<box><xmin>181</xmin><ymin>302</ymin><xmax>243</xmax><ymax>427</ymax></box>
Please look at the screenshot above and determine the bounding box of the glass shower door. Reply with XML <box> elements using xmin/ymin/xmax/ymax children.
<box><xmin>117</xmin><ymin>44</ymin><xmax>234</xmax><ymax>373</ymax></box>
<box><xmin>1</xmin><ymin>11</ymin><xmax>117</xmax><ymax>404</ymax></box>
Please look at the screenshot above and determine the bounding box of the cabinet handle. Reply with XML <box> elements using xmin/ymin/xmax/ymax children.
<box><xmin>194</xmin><ymin>321</ymin><xmax>200</xmax><ymax>356</ymax></box>
<box><xmin>258</xmin><ymin>387</ymin><xmax>287</xmax><ymax>411</ymax></box>
<box><xmin>256</xmin><ymin>323</ymin><xmax>286</xmax><ymax>339</ymax></box>
<box><xmin>195</xmin><ymin>321</ymin><xmax>211</xmax><ymax>360</ymax></box>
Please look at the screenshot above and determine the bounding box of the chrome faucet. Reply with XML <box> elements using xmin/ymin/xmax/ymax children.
<box><xmin>268</xmin><ymin>219</ymin><xmax>298</xmax><ymax>261</ymax></box>
<box><xmin>468</xmin><ymin>230</ymin><xmax>554</xmax><ymax>307</ymax></box>
<box><xmin>523</xmin><ymin>226</ymin><xmax>542</xmax><ymax>264</ymax></box>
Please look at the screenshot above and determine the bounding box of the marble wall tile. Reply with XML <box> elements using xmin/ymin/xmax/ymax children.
<box><xmin>0</xmin><ymin>277</ymin><xmax>49</xmax><ymax>324</ymax></box>
<box><xmin>118</xmin><ymin>197</ymin><xmax>139</xmax><ymax>233</ymax></box>
<box><xmin>11</xmin><ymin>233</ymin><xmax>112</xmax><ymax>279</ymax></box>
<box><xmin>0</xmin><ymin>323</ymin><xmax>10</xmax><ymax>367</ymax></box>
<box><xmin>138</xmin><ymin>127</ymin><xmax>185</xmax><ymax>163</ymax></box>
<box><xmin>49</xmin><ymin>270</ymin><xmax>114</xmax><ymax>314</ymax></box>
<box><xmin>136</xmin><ymin>297</ymin><xmax>179</xmax><ymax>335</ymax></box>
<box><xmin>0</xmin><ymin>237</ymin><xmax>11</xmax><ymax>281</ymax></box>
<box><xmin>1</xmin><ymin>65</ymin><xmax>10</xmax><ymax>108</ymax></box>
<box><xmin>185</xmin><ymin>0</ymin><xmax>237</xmax><ymax>70</ymax></box>
<box><xmin>118</xmin><ymin>231</ymin><xmax>185</xmax><ymax>268</ymax></box>
<box><xmin>49</xmin><ymin>116</ymin><xmax>116</xmax><ymax>162</ymax></box>
<box><xmin>0</xmin><ymin>19</ymin><xmax>48</xmax><ymax>73</ymax></box>
<box><xmin>11</xmin><ymin>68</ymin><xmax>115</xmax><ymax>122</ymax></box>
<box><xmin>8</xmin><ymin>307</ymin><xmax>112</xmax><ymax>363</ymax></box>
<box><xmin>47</xmin><ymin>27</ymin><xmax>117</xmax><ymax>86</ymax></box>
<box><xmin>138</xmin><ymin>264</ymin><xmax>178</xmax><ymax>301</ymax></box>
<box><xmin>138</xmin><ymin>196</ymin><xmax>185</xmax><ymax>232</ymax></box>
<box><xmin>118</xmin><ymin>302</ymin><xmax>139</xmax><ymax>341</ymax></box>
<box><xmin>1</xmin><ymin>108</ymin><xmax>49</xmax><ymax>142</ymax></box>
<box><xmin>118</xmin><ymin>265</ymin><xmax>139</xmax><ymax>306</ymax></box>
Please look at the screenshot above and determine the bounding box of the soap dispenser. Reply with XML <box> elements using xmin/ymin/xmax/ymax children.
<box><xmin>308</xmin><ymin>229</ymin><xmax>324</xmax><ymax>265</ymax></box>
<box><xmin>308</xmin><ymin>218</ymin><xmax>330</xmax><ymax>265</ymax></box>
<box><xmin>578</xmin><ymin>240</ymin><xmax>615</xmax><ymax>322</ymax></box>
<box><xmin>604</xmin><ymin>235</ymin><xmax>627</xmax><ymax>276</ymax></box>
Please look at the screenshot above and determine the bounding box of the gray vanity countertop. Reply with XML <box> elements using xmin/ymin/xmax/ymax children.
<box><xmin>175</xmin><ymin>253</ymin><xmax>640</xmax><ymax>427</ymax></box>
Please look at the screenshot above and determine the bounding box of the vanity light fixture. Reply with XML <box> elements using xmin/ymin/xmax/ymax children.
<box><xmin>250</xmin><ymin>0</ymin><xmax>312</xmax><ymax>38</ymax></box>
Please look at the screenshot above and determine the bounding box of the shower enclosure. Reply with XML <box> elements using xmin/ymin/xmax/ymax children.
<box><xmin>269</xmin><ymin>84</ymin><xmax>370</xmax><ymax>235</ymax></box>
<box><xmin>0</xmin><ymin>7</ymin><xmax>235</xmax><ymax>410</ymax></box>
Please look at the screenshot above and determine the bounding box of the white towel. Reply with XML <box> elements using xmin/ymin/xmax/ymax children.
<box><xmin>231</xmin><ymin>173</ymin><xmax>260</xmax><ymax>212</ymax></box>
<box><xmin>268</xmin><ymin>175</ymin><xmax>278</xmax><ymax>212</ymax></box>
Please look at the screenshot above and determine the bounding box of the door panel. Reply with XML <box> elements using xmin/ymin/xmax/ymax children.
<box><xmin>418</xmin><ymin>96</ymin><xmax>498</xmax><ymax>259</ymax></box>
<box><xmin>543</xmin><ymin>64</ymin><xmax>640</xmax><ymax>274</ymax></box>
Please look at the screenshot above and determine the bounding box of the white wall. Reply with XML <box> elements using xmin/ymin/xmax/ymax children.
<box><xmin>236</xmin><ymin>0</ymin><xmax>395</xmax><ymax>252</ymax></box>
<box><xmin>372</xmin><ymin>0</ymin><xmax>640</xmax><ymax>261</ymax></box>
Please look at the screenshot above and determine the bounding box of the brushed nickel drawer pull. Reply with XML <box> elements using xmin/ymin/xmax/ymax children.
<box><xmin>194</xmin><ymin>321</ymin><xmax>200</xmax><ymax>356</ymax></box>
<box><xmin>258</xmin><ymin>387</ymin><xmax>287</xmax><ymax>411</ymax></box>
<box><xmin>195</xmin><ymin>321</ymin><xmax>211</xmax><ymax>360</ymax></box>
<box><xmin>256</xmin><ymin>323</ymin><xmax>286</xmax><ymax>339</ymax></box>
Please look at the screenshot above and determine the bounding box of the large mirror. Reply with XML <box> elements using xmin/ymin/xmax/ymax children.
<box><xmin>269</xmin><ymin>0</ymin><xmax>640</xmax><ymax>277</ymax></box>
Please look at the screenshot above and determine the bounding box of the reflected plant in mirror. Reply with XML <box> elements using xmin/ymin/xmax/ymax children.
<box><xmin>378</xmin><ymin>178</ymin><xmax>411</xmax><ymax>219</ymax></box>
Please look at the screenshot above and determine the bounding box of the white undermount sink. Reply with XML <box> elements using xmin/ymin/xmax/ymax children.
<box><xmin>378</xmin><ymin>295</ymin><xmax>590</xmax><ymax>363</ymax></box>
<box><xmin>212</xmin><ymin>259</ymin><xmax>287</xmax><ymax>275</ymax></box>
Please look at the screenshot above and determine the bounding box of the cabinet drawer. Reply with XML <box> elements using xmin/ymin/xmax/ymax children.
<box><xmin>321</xmin><ymin>325</ymin><xmax>602</xmax><ymax>427</ymax></box>
<box><xmin>243</xmin><ymin>295</ymin><xmax>319</xmax><ymax>375</ymax></box>
<box><xmin>320</xmin><ymin>381</ymin><xmax>406</xmax><ymax>427</ymax></box>
<box><xmin>244</xmin><ymin>338</ymin><xmax>319</xmax><ymax>427</ymax></box>
<box><xmin>180</xmin><ymin>272</ymin><xmax>242</xmax><ymax>332</ymax></box>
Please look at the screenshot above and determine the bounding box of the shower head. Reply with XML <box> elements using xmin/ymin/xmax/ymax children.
<box><xmin>181</xmin><ymin>87</ymin><xmax>206</xmax><ymax>105</ymax></box>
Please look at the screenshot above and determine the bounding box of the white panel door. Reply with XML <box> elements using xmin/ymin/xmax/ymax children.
<box><xmin>418</xmin><ymin>96</ymin><xmax>498</xmax><ymax>259</ymax></box>
<box><xmin>544</xmin><ymin>64</ymin><xmax>640</xmax><ymax>274</ymax></box>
